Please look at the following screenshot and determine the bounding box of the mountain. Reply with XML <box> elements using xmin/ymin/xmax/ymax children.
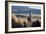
<box><xmin>12</xmin><ymin>6</ymin><xmax>41</xmax><ymax>14</ymax></box>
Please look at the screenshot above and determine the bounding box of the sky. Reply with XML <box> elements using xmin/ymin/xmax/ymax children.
<box><xmin>28</xmin><ymin>6</ymin><xmax>41</xmax><ymax>9</ymax></box>
<box><xmin>12</xmin><ymin>6</ymin><xmax>41</xmax><ymax>14</ymax></box>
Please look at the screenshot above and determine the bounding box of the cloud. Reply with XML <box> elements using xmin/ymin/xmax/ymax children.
<box><xmin>28</xmin><ymin>6</ymin><xmax>41</xmax><ymax>9</ymax></box>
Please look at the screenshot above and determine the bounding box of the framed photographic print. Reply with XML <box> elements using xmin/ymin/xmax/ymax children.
<box><xmin>5</xmin><ymin>1</ymin><xmax>45</xmax><ymax>33</ymax></box>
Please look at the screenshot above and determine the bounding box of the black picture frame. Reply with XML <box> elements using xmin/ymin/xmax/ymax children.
<box><xmin>5</xmin><ymin>1</ymin><xmax>45</xmax><ymax>33</ymax></box>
